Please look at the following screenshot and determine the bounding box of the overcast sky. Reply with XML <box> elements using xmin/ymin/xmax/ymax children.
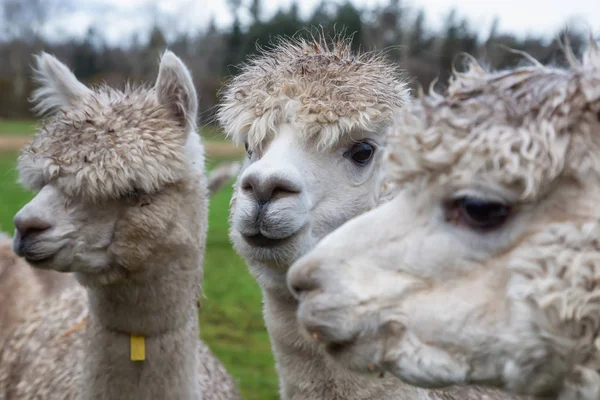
<box><xmin>43</xmin><ymin>0</ymin><xmax>600</xmax><ymax>46</ymax></box>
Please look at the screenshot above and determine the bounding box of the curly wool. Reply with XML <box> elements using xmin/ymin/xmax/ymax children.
<box><xmin>18</xmin><ymin>86</ymin><xmax>190</xmax><ymax>203</ymax></box>
<box><xmin>385</xmin><ymin>37</ymin><xmax>600</xmax><ymax>203</ymax></box>
<box><xmin>0</xmin><ymin>235</ymin><xmax>74</xmax><ymax>351</ymax></box>
<box><xmin>217</xmin><ymin>35</ymin><xmax>409</xmax><ymax>151</ymax></box>
<box><xmin>508</xmin><ymin>222</ymin><xmax>600</xmax><ymax>369</ymax></box>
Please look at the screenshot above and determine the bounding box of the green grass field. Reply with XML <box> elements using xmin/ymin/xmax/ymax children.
<box><xmin>0</xmin><ymin>122</ymin><xmax>278</xmax><ymax>399</ymax></box>
<box><xmin>0</xmin><ymin>119</ymin><xmax>38</xmax><ymax>136</ymax></box>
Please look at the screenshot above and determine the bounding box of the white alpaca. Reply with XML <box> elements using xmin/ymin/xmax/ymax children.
<box><xmin>0</xmin><ymin>51</ymin><xmax>240</xmax><ymax>399</ymax></box>
<box><xmin>219</xmin><ymin>35</ymin><xmax>515</xmax><ymax>399</ymax></box>
<box><xmin>288</xmin><ymin>38</ymin><xmax>600</xmax><ymax>399</ymax></box>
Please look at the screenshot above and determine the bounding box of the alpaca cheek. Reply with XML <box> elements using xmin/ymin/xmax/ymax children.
<box><xmin>110</xmin><ymin>211</ymin><xmax>159</xmax><ymax>270</ymax></box>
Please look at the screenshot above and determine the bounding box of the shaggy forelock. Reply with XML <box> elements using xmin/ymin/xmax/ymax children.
<box><xmin>386</xmin><ymin>37</ymin><xmax>600</xmax><ymax>202</ymax></box>
<box><xmin>217</xmin><ymin>34</ymin><xmax>409</xmax><ymax>150</ymax></box>
<box><xmin>18</xmin><ymin>85</ymin><xmax>190</xmax><ymax>203</ymax></box>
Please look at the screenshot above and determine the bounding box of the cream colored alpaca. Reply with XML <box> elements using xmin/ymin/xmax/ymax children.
<box><xmin>0</xmin><ymin>233</ymin><xmax>73</xmax><ymax>350</ymax></box>
<box><xmin>219</xmin><ymin>35</ymin><xmax>514</xmax><ymax>399</ymax></box>
<box><xmin>0</xmin><ymin>166</ymin><xmax>236</xmax><ymax>355</ymax></box>
<box><xmin>0</xmin><ymin>51</ymin><xmax>240</xmax><ymax>399</ymax></box>
<box><xmin>288</xmin><ymin>38</ymin><xmax>600</xmax><ymax>399</ymax></box>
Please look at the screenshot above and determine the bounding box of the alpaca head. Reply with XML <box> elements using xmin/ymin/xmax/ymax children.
<box><xmin>219</xmin><ymin>35</ymin><xmax>408</xmax><ymax>289</ymax></box>
<box><xmin>288</xmin><ymin>39</ymin><xmax>600</xmax><ymax>377</ymax></box>
<box><xmin>12</xmin><ymin>51</ymin><xmax>206</xmax><ymax>285</ymax></box>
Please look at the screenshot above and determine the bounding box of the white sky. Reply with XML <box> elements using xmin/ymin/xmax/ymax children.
<box><xmin>43</xmin><ymin>0</ymin><xmax>600</xmax><ymax>46</ymax></box>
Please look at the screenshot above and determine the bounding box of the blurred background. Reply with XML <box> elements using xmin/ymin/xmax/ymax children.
<box><xmin>0</xmin><ymin>0</ymin><xmax>598</xmax><ymax>399</ymax></box>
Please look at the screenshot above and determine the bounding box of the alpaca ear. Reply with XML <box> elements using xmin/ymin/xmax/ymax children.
<box><xmin>155</xmin><ymin>50</ymin><xmax>198</xmax><ymax>131</ymax></box>
<box><xmin>30</xmin><ymin>52</ymin><xmax>92</xmax><ymax>116</ymax></box>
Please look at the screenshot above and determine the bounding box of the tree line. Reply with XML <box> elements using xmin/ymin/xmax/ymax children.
<box><xmin>0</xmin><ymin>0</ymin><xmax>591</xmax><ymax>120</ymax></box>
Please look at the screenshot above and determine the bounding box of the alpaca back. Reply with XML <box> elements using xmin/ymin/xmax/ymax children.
<box><xmin>0</xmin><ymin>236</ymin><xmax>45</xmax><ymax>349</ymax></box>
<box><xmin>0</xmin><ymin>285</ymin><xmax>86</xmax><ymax>399</ymax></box>
<box><xmin>0</xmin><ymin>284</ymin><xmax>241</xmax><ymax>399</ymax></box>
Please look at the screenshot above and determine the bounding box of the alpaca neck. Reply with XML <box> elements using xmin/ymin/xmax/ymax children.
<box><xmin>79</xmin><ymin>263</ymin><xmax>201</xmax><ymax>400</ymax></box>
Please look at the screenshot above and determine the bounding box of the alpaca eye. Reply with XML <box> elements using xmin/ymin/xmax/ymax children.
<box><xmin>346</xmin><ymin>142</ymin><xmax>375</xmax><ymax>166</ymax></box>
<box><xmin>244</xmin><ymin>141</ymin><xmax>252</xmax><ymax>157</ymax></box>
<box><xmin>447</xmin><ymin>197</ymin><xmax>512</xmax><ymax>231</ymax></box>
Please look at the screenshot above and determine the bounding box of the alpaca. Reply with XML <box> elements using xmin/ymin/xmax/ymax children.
<box><xmin>207</xmin><ymin>161</ymin><xmax>241</xmax><ymax>196</ymax></box>
<box><xmin>218</xmin><ymin>34</ymin><xmax>514</xmax><ymax>399</ymax></box>
<box><xmin>0</xmin><ymin>51</ymin><xmax>240</xmax><ymax>399</ymax></box>
<box><xmin>0</xmin><ymin>164</ymin><xmax>236</xmax><ymax>354</ymax></box>
<box><xmin>287</xmin><ymin>38</ymin><xmax>600</xmax><ymax>399</ymax></box>
<box><xmin>0</xmin><ymin>233</ymin><xmax>74</xmax><ymax>349</ymax></box>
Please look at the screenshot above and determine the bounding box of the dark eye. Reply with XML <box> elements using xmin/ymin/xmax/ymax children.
<box><xmin>345</xmin><ymin>142</ymin><xmax>375</xmax><ymax>166</ymax></box>
<box><xmin>244</xmin><ymin>141</ymin><xmax>252</xmax><ymax>156</ymax></box>
<box><xmin>447</xmin><ymin>197</ymin><xmax>512</xmax><ymax>231</ymax></box>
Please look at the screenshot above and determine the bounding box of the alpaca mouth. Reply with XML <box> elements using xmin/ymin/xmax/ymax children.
<box><xmin>243</xmin><ymin>233</ymin><xmax>296</xmax><ymax>248</ymax></box>
<box><xmin>24</xmin><ymin>252</ymin><xmax>56</xmax><ymax>267</ymax></box>
<box><xmin>16</xmin><ymin>241</ymin><xmax>62</xmax><ymax>267</ymax></box>
<box><xmin>242</xmin><ymin>225</ymin><xmax>307</xmax><ymax>248</ymax></box>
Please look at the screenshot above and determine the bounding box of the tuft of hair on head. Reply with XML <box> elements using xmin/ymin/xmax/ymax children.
<box><xmin>155</xmin><ymin>50</ymin><xmax>198</xmax><ymax>131</ymax></box>
<box><xmin>385</xmin><ymin>31</ymin><xmax>600</xmax><ymax>202</ymax></box>
<box><xmin>582</xmin><ymin>32</ymin><xmax>600</xmax><ymax>67</ymax></box>
<box><xmin>29</xmin><ymin>52</ymin><xmax>93</xmax><ymax>116</ymax></box>
<box><xmin>18</xmin><ymin>50</ymin><xmax>201</xmax><ymax>204</ymax></box>
<box><xmin>217</xmin><ymin>30</ymin><xmax>409</xmax><ymax>152</ymax></box>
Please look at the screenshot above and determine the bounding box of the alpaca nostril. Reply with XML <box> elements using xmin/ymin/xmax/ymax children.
<box><xmin>242</xmin><ymin>181</ymin><xmax>253</xmax><ymax>193</ymax></box>
<box><xmin>271</xmin><ymin>185</ymin><xmax>300</xmax><ymax>199</ymax></box>
<box><xmin>13</xmin><ymin>216</ymin><xmax>52</xmax><ymax>239</ymax></box>
<box><xmin>290</xmin><ymin>285</ymin><xmax>303</xmax><ymax>297</ymax></box>
<box><xmin>288</xmin><ymin>257</ymin><xmax>325</xmax><ymax>298</ymax></box>
<box><xmin>289</xmin><ymin>275</ymin><xmax>321</xmax><ymax>299</ymax></box>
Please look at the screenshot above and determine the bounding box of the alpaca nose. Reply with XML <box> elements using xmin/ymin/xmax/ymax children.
<box><xmin>287</xmin><ymin>257</ymin><xmax>322</xmax><ymax>299</ymax></box>
<box><xmin>241</xmin><ymin>171</ymin><xmax>302</xmax><ymax>203</ymax></box>
<box><xmin>13</xmin><ymin>214</ymin><xmax>52</xmax><ymax>241</ymax></box>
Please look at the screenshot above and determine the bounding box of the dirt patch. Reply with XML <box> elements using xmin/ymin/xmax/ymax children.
<box><xmin>0</xmin><ymin>136</ymin><xmax>30</xmax><ymax>151</ymax></box>
<box><xmin>0</xmin><ymin>135</ymin><xmax>244</xmax><ymax>158</ymax></box>
<box><xmin>205</xmin><ymin>141</ymin><xmax>245</xmax><ymax>158</ymax></box>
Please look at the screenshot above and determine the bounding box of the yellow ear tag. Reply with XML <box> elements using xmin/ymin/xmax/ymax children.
<box><xmin>130</xmin><ymin>335</ymin><xmax>146</xmax><ymax>361</ymax></box>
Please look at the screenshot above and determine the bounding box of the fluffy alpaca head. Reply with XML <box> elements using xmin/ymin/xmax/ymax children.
<box><xmin>288</xmin><ymin>38</ymin><xmax>600</xmax><ymax>394</ymax></box>
<box><xmin>12</xmin><ymin>51</ymin><xmax>207</xmax><ymax>285</ymax></box>
<box><xmin>220</xmin><ymin>35</ymin><xmax>408</xmax><ymax>290</ymax></box>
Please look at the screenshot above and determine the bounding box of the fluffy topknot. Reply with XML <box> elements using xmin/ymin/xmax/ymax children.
<box><xmin>18</xmin><ymin>88</ymin><xmax>188</xmax><ymax>203</ymax></box>
<box><xmin>18</xmin><ymin>51</ymin><xmax>200</xmax><ymax>204</ymax></box>
<box><xmin>217</xmin><ymin>34</ymin><xmax>409</xmax><ymax>150</ymax></box>
<box><xmin>385</xmin><ymin>37</ymin><xmax>600</xmax><ymax>202</ymax></box>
